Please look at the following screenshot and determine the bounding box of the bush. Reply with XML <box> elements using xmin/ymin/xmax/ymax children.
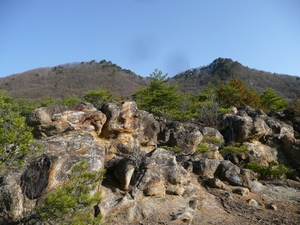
<box><xmin>160</xmin><ymin>145</ymin><xmax>181</xmax><ymax>153</ymax></box>
<box><xmin>202</xmin><ymin>136</ymin><xmax>222</xmax><ymax>145</ymax></box>
<box><xmin>195</xmin><ymin>143</ymin><xmax>210</xmax><ymax>154</ymax></box>
<box><xmin>246</xmin><ymin>161</ymin><xmax>292</xmax><ymax>180</ymax></box>
<box><xmin>59</xmin><ymin>94</ymin><xmax>82</xmax><ymax>107</ymax></box>
<box><xmin>83</xmin><ymin>88</ymin><xmax>113</xmax><ymax>109</ymax></box>
<box><xmin>220</xmin><ymin>143</ymin><xmax>247</xmax><ymax>154</ymax></box>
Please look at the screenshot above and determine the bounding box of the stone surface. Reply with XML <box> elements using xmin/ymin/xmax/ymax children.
<box><xmin>158</xmin><ymin>121</ymin><xmax>203</xmax><ymax>154</ymax></box>
<box><xmin>219</xmin><ymin>108</ymin><xmax>269</xmax><ymax>143</ymax></box>
<box><xmin>2</xmin><ymin>102</ymin><xmax>300</xmax><ymax>224</ymax></box>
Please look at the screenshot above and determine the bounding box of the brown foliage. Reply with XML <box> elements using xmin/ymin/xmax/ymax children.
<box><xmin>217</xmin><ymin>78</ymin><xmax>261</xmax><ymax>109</ymax></box>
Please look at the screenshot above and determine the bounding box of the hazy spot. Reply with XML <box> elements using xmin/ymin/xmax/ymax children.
<box><xmin>165</xmin><ymin>52</ymin><xmax>190</xmax><ymax>76</ymax></box>
<box><xmin>124</xmin><ymin>34</ymin><xmax>161</xmax><ymax>63</ymax></box>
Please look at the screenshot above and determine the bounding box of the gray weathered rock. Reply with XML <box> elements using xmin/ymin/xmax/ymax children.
<box><xmin>193</xmin><ymin>158</ymin><xmax>221</xmax><ymax>178</ymax></box>
<box><xmin>138</xmin><ymin>110</ymin><xmax>160</xmax><ymax>153</ymax></box>
<box><xmin>158</xmin><ymin>121</ymin><xmax>203</xmax><ymax>154</ymax></box>
<box><xmin>219</xmin><ymin>108</ymin><xmax>269</xmax><ymax>143</ymax></box>
<box><xmin>137</xmin><ymin>148</ymin><xmax>190</xmax><ymax>196</ymax></box>
<box><xmin>232</xmin><ymin>187</ymin><xmax>249</xmax><ymax>196</ymax></box>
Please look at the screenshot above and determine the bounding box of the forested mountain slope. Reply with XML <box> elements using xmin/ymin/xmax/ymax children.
<box><xmin>1</xmin><ymin>58</ymin><xmax>299</xmax><ymax>101</ymax></box>
<box><xmin>172</xmin><ymin>58</ymin><xmax>300</xmax><ymax>100</ymax></box>
<box><xmin>0</xmin><ymin>60</ymin><xmax>148</xmax><ymax>100</ymax></box>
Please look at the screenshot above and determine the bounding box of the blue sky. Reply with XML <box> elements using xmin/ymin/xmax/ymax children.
<box><xmin>1</xmin><ymin>0</ymin><xmax>299</xmax><ymax>77</ymax></box>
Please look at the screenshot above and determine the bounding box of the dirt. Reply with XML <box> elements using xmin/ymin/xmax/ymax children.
<box><xmin>102</xmin><ymin>171</ymin><xmax>300</xmax><ymax>225</ymax></box>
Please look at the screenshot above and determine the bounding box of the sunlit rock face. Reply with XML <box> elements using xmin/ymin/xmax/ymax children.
<box><xmin>1</xmin><ymin>102</ymin><xmax>300</xmax><ymax>224</ymax></box>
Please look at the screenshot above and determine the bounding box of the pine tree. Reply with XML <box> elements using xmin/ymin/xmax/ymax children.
<box><xmin>260</xmin><ymin>87</ymin><xmax>287</xmax><ymax>112</ymax></box>
<box><xmin>35</xmin><ymin>160</ymin><xmax>105</xmax><ymax>224</ymax></box>
<box><xmin>0</xmin><ymin>90</ymin><xmax>35</xmax><ymax>174</ymax></box>
<box><xmin>132</xmin><ymin>69</ymin><xmax>183</xmax><ymax>119</ymax></box>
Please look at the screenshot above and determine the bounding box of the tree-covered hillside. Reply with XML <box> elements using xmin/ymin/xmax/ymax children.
<box><xmin>0</xmin><ymin>58</ymin><xmax>299</xmax><ymax>103</ymax></box>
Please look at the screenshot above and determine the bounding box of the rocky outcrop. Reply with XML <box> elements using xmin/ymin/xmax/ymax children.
<box><xmin>219</xmin><ymin>106</ymin><xmax>269</xmax><ymax>143</ymax></box>
<box><xmin>101</xmin><ymin>101</ymin><xmax>159</xmax><ymax>155</ymax></box>
<box><xmin>1</xmin><ymin>102</ymin><xmax>300</xmax><ymax>224</ymax></box>
<box><xmin>158</xmin><ymin>121</ymin><xmax>203</xmax><ymax>154</ymax></box>
<box><xmin>27</xmin><ymin>102</ymin><xmax>107</xmax><ymax>138</ymax></box>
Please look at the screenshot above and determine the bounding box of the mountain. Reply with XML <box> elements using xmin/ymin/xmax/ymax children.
<box><xmin>0</xmin><ymin>60</ymin><xmax>149</xmax><ymax>100</ymax></box>
<box><xmin>172</xmin><ymin>58</ymin><xmax>300</xmax><ymax>100</ymax></box>
<box><xmin>0</xmin><ymin>58</ymin><xmax>299</xmax><ymax>101</ymax></box>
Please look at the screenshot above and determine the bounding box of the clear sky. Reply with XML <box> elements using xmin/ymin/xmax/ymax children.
<box><xmin>1</xmin><ymin>0</ymin><xmax>299</xmax><ymax>78</ymax></box>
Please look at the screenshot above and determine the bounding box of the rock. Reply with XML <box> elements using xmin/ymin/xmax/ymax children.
<box><xmin>143</xmin><ymin>177</ymin><xmax>165</xmax><ymax>196</ymax></box>
<box><xmin>219</xmin><ymin>110</ymin><xmax>269</xmax><ymax>143</ymax></box>
<box><xmin>201</xmin><ymin>126</ymin><xmax>225</xmax><ymax>148</ymax></box>
<box><xmin>232</xmin><ymin>187</ymin><xmax>249</xmax><ymax>196</ymax></box>
<box><xmin>266</xmin><ymin>117</ymin><xmax>294</xmax><ymax>139</ymax></box>
<box><xmin>138</xmin><ymin>110</ymin><xmax>160</xmax><ymax>153</ymax></box>
<box><xmin>172</xmin><ymin>210</ymin><xmax>193</xmax><ymax>223</ymax></box>
<box><xmin>219</xmin><ymin>113</ymin><xmax>252</xmax><ymax>143</ymax></box>
<box><xmin>113</xmin><ymin>133</ymin><xmax>140</xmax><ymax>155</ymax></box>
<box><xmin>188</xmin><ymin>197</ymin><xmax>207</xmax><ymax>210</ymax></box>
<box><xmin>27</xmin><ymin>104</ymin><xmax>107</xmax><ymax>138</ymax></box>
<box><xmin>71</xmin><ymin>102</ymin><xmax>97</xmax><ymax>112</ymax></box>
<box><xmin>158</xmin><ymin>121</ymin><xmax>202</xmax><ymax>154</ymax></box>
<box><xmin>224</xmin><ymin>171</ymin><xmax>251</xmax><ymax>188</ymax></box>
<box><xmin>21</xmin><ymin>154</ymin><xmax>51</xmax><ymax>199</ymax></box>
<box><xmin>101</xmin><ymin>101</ymin><xmax>159</xmax><ymax>155</ymax></box>
<box><xmin>199</xmin><ymin>149</ymin><xmax>224</xmax><ymax>160</ymax></box>
<box><xmin>206</xmin><ymin>177</ymin><xmax>227</xmax><ymax>190</ymax></box>
<box><xmin>101</xmin><ymin>101</ymin><xmax>140</xmax><ymax>136</ymax></box>
<box><xmin>0</xmin><ymin>173</ymin><xmax>26</xmax><ymax>223</ymax></box>
<box><xmin>102</xmin><ymin>194</ymin><xmax>144</xmax><ymax>224</ymax></box>
<box><xmin>137</xmin><ymin>148</ymin><xmax>190</xmax><ymax>196</ymax></box>
<box><xmin>267</xmin><ymin>203</ymin><xmax>278</xmax><ymax>211</ymax></box>
<box><xmin>40</xmin><ymin>132</ymin><xmax>106</xmax><ymax>189</ymax></box>
<box><xmin>199</xmin><ymin>127</ymin><xmax>225</xmax><ymax>159</ymax></box>
<box><xmin>26</xmin><ymin>105</ymin><xmax>67</xmax><ymax>126</ymax></box>
<box><xmin>247</xmin><ymin>199</ymin><xmax>265</xmax><ymax>209</ymax></box>
<box><xmin>113</xmin><ymin>156</ymin><xmax>139</xmax><ymax>191</ymax></box>
<box><xmin>243</xmin><ymin>141</ymin><xmax>278</xmax><ymax>166</ymax></box>
<box><xmin>216</xmin><ymin>160</ymin><xmax>241</xmax><ymax>179</ymax></box>
<box><xmin>193</xmin><ymin>158</ymin><xmax>221</xmax><ymax>178</ymax></box>
<box><xmin>4</xmin><ymin>101</ymin><xmax>300</xmax><ymax>224</ymax></box>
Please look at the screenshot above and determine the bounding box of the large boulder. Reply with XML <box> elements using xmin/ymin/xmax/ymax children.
<box><xmin>219</xmin><ymin>107</ymin><xmax>269</xmax><ymax>143</ymax></box>
<box><xmin>101</xmin><ymin>101</ymin><xmax>140</xmax><ymax>136</ymax></box>
<box><xmin>192</xmin><ymin>158</ymin><xmax>257</xmax><ymax>190</ymax></box>
<box><xmin>243</xmin><ymin>141</ymin><xmax>278</xmax><ymax>166</ymax></box>
<box><xmin>40</xmin><ymin>132</ymin><xmax>106</xmax><ymax>189</ymax></box>
<box><xmin>26</xmin><ymin>103</ymin><xmax>106</xmax><ymax>138</ymax></box>
<box><xmin>137</xmin><ymin>148</ymin><xmax>191</xmax><ymax>196</ymax></box>
<box><xmin>101</xmin><ymin>101</ymin><xmax>160</xmax><ymax>156</ymax></box>
<box><xmin>193</xmin><ymin>158</ymin><xmax>221</xmax><ymax>178</ymax></box>
<box><xmin>265</xmin><ymin>117</ymin><xmax>300</xmax><ymax>164</ymax></box>
<box><xmin>158</xmin><ymin>121</ymin><xmax>203</xmax><ymax>154</ymax></box>
<box><xmin>138</xmin><ymin>110</ymin><xmax>160</xmax><ymax>153</ymax></box>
